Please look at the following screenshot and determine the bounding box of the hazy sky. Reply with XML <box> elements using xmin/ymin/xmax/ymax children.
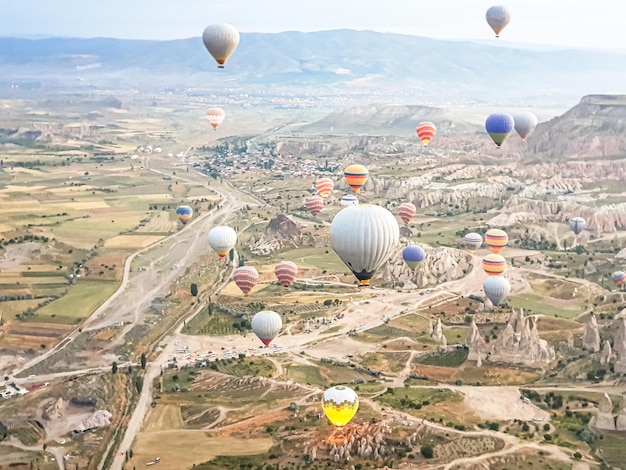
<box><xmin>1</xmin><ymin>0</ymin><xmax>625</xmax><ymax>49</ymax></box>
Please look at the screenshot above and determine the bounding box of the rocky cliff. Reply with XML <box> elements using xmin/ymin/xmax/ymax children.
<box><xmin>250</xmin><ymin>214</ymin><xmax>318</xmax><ymax>255</ymax></box>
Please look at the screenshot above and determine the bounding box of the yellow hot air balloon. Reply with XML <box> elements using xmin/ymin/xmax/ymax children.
<box><xmin>485</xmin><ymin>228</ymin><xmax>508</xmax><ymax>254</ymax></box>
<box><xmin>482</xmin><ymin>254</ymin><xmax>506</xmax><ymax>276</ymax></box>
<box><xmin>322</xmin><ymin>386</ymin><xmax>359</xmax><ymax>427</ymax></box>
<box><xmin>343</xmin><ymin>164</ymin><xmax>368</xmax><ymax>194</ymax></box>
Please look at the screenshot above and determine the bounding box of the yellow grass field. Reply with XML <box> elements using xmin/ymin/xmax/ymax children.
<box><xmin>104</xmin><ymin>234</ymin><xmax>164</xmax><ymax>249</ymax></box>
<box><xmin>0</xmin><ymin>298</ymin><xmax>49</xmax><ymax>321</ymax></box>
<box><xmin>136</xmin><ymin>212</ymin><xmax>177</xmax><ymax>233</ymax></box>
<box><xmin>58</xmin><ymin>201</ymin><xmax>111</xmax><ymax>210</ymax></box>
<box><xmin>35</xmin><ymin>282</ymin><xmax>118</xmax><ymax>323</ymax></box>
<box><xmin>128</xmin><ymin>433</ymin><xmax>274</xmax><ymax>469</ymax></box>
<box><xmin>141</xmin><ymin>405</ymin><xmax>185</xmax><ymax>432</ymax></box>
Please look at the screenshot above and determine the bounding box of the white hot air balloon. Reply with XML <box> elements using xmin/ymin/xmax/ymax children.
<box><xmin>486</xmin><ymin>5</ymin><xmax>511</xmax><ymax>38</ymax></box>
<box><xmin>483</xmin><ymin>276</ymin><xmax>511</xmax><ymax>306</ymax></box>
<box><xmin>569</xmin><ymin>217</ymin><xmax>586</xmax><ymax>235</ymax></box>
<box><xmin>206</xmin><ymin>107</ymin><xmax>226</xmax><ymax>130</ymax></box>
<box><xmin>202</xmin><ymin>23</ymin><xmax>240</xmax><ymax>69</ymax></box>
<box><xmin>340</xmin><ymin>194</ymin><xmax>359</xmax><ymax>207</ymax></box>
<box><xmin>251</xmin><ymin>310</ymin><xmax>282</xmax><ymax>346</ymax></box>
<box><xmin>513</xmin><ymin>112</ymin><xmax>538</xmax><ymax>141</ymax></box>
<box><xmin>208</xmin><ymin>226</ymin><xmax>237</xmax><ymax>258</ymax></box>
<box><xmin>331</xmin><ymin>204</ymin><xmax>399</xmax><ymax>288</ymax></box>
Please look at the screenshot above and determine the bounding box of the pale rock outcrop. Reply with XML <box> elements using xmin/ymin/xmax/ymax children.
<box><xmin>82</xmin><ymin>410</ymin><xmax>112</xmax><ymax>430</ymax></box>
<box><xmin>441</xmin><ymin>335</ymin><xmax>448</xmax><ymax>350</ymax></box>
<box><xmin>250</xmin><ymin>214</ymin><xmax>317</xmax><ymax>255</ymax></box>
<box><xmin>567</xmin><ymin>332</ymin><xmax>575</xmax><ymax>348</ymax></box>
<box><xmin>594</xmin><ymin>394</ymin><xmax>616</xmax><ymax>431</ymax></box>
<box><xmin>476</xmin><ymin>352</ymin><xmax>482</xmax><ymax>368</ymax></box>
<box><xmin>600</xmin><ymin>340</ymin><xmax>612</xmax><ymax>365</ymax></box>
<box><xmin>616</xmin><ymin>404</ymin><xmax>626</xmax><ymax>431</ymax></box>
<box><xmin>468</xmin><ymin>320</ymin><xmax>487</xmax><ymax>361</ymax></box>
<box><xmin>432</xmin><ymin>318</ymin><xmax>443</xmax><ymax>342</ymax></box>
<box><xmin>612</xmin><ymin>318</ymin><xmax>626</xmax><ymax>359</ymax></box>
<box><xmin>43</xmin><ymin>397</ymin><xmax>66</xmax><ymax>421</ymax></box>
<box><xmin>582</xmin><ymin>314</ymin><xmax>601</xmax><ymax>352</ymax></box>
<box><xmin>427</xmin><ymin>319</ymin><xmax>434</xmax><ymax>336</ymax></box>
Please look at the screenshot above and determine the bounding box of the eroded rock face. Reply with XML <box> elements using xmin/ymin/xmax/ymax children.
<box><xmin>613</xmin><ymin>318</ymin><xmax>626</xmax><ymax>360</ymax></box>
<box><xmin>616</xmin><ymin>405</ymin><xmax>626</xmax><ymax>431</ymax></box>
<box><xmin>594</xmin><ymin>393</ymin><xmax>616</xmax><ymax>431</ymax></box>
<box><xmin>600</xmin><ymin>340</ymin><xmax>613</xmax><ymax>365</ymax></box>
<box><xmin>250</xmin><ymin>214</ymin><xmax>318</xmax><ymax>255</ymax></box>
<box><xmin>43</xmin><ymin>397</ymin><xmax>66</xmax><ymax>421</ymax></box>
<box><xmin>468</xmin><ymin>309</ymin><xmax>555</xmax><ymax>366</ymax></box>
<box><xmin>582</xmin><ymin>314</ymin><xmax>601</xmax><ymax>352</ymax></box>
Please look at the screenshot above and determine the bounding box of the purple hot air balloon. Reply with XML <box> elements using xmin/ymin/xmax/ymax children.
<box><xmin>402</xmin><ymin>245</ymin><xmax>426</xmax><ymax>271</ymax></box>
<box><xmin>485</xmin><ymin>113</ymin><xmax>515</xmax><ymax>147</ymax></box>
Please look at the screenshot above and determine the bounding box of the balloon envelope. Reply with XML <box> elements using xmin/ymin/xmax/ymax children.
<box><xmin>331</xmin><ymin>205</ymin><xmax>399</xmax><ymax>287</ymax></box>
<box><xmin>463</xmin><ymin>232</ymin><xmax>483</xmax><ymax>253</ymax></box>
<box><xmin>208</xmin><ymin>226</ymin><xmax>237</xmax><ymax>258</ymax></box>
<box><xmin>305</xmin><ymin>195</ymin><xmax>324</xmax><ymax>216</ymax></box>
<box><xmin>486</xmin><ymin>5</ymin><xmax>511</xmax><ymax>37</ymax></box>
<box><xmin>322</xmin><ymin>386</ymin><xmax>359</xmax><ymax>427</ymax></box>
<box><xmin>176</xmin><ymin>205</ymin><xmax>193</xmax><ymax>225</ymax></box>
<box><xmin>416</xmin><ymin>122</ymin><xmax>436</xmax><ymax>146</ymax></box>
<box><xmin>613</xmin><ymin>271</ymin><xmax>626</xmax><ymax>285</ymax></box>
<box><xmin>569</xmin><ymin>217</ymin><xmax>586</xmax><ymax>235</ymax></box>
<box><xmin>482</xmin><ymin>254</ymin><xmax>506</xmax><ymax>276</ymax></box>
<box><xmin>206</xmin><ymin>108</ymin><xmax>226</xmax><ymax>129</ymax></box>
<box><xmin>397</xmin><ymin>202</ymin><xmax>416</xmax><ymax>226</ymax></box>
<box><xmin>485</xmin><ymin>229</ymin><xmax>508</xmax><ymax>254</ymax></box>
<box><xmin>340</xmin><ymin>194</ymin><xmax>359</xmax><ymax>207</ymax></box>
<box><xmin>316</xmin><ymin>178</ymin><xmax>335</xmax><ymax>198</ymax></box>
<box><xmin>484</xmin><ymin>276</ymin><xmax>511</xmax><ymax>306</ymax></box>
<box><xmin>485</xmin><ymin>113</ymin><xmax>515</xmax><ymax>147</ymax></box>
<box><xmin>202</xmin><ymin>23</ymin><xmax>240</xmax><ymax>68</ymax></box>
<box><xmin>251</xmin><ymin>310</ymin><xmax>282</xmax><ymax>346</ymax></box>
<box><xmin>403</xmin><ymin>245</ymin><xmax>426</xmax><ymax>270</ymax></box>
<box><xmin>344</xmin><ymin>164</ymin><xmax>369</xmax><ymax>194</ymax></box>
<box><xmin>275</xmin><ymin>261</ymin><xmax>298</xmax><ymax>288</ymax></box>
<box><xmin>233</xmin><ymin>266</ymin><xmax>259</xmax><ymax>295</ymax></box>
<box><xmin>513</xmin><ymin>112</ymin><xmax>538</xmax><ymax>141</ymax></box>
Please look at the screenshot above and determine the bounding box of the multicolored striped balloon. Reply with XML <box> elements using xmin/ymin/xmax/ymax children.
<box><xmin>233</xmin><ymin>266</ymin><xmax>259</xmax><ymax>295</ymax></box>
<box><xmin>397</xmin><ymin>202</ymin><xmax>417</xmax><ymax>226</ymax></box>
<box><xmin>613</xmin><ymin>271</ymin><xmax>626</xmax><ymax>285</ymax></box>
<box><xmin>340</xmin><ymin>194</ymin><xmax>359</xmax><ymax>207</ymax></box>
<box><xmin>344</xmin><ymin>164</ymin><xmax>369</xmax><ymax>194</ymax></box>
<box><xmin>485</xmin><ymin>229</ymin><xmax>509</xmax><ymax>254</ymax></box>
<box><xmin>416</xmin><ymin>121</ymin><xmax>436</xmax><ymax>147</ymax></box>
<box><xmin>176</xmin><ymin>205</ymin><xmax>193</xmax><ymax>225</ymax></box>
<box><xmin>274</xmin><ymin>261</ymin><xmax>298</xmax><ymax>288</ymax></box>
<box><xmin>305</xmin><ymin>195</ymin><xmax>324</xmax><ymax>216</ymax></box>
<box><xmin>482</xmin><ymin>254</ymin><xmax>506</xmax><ymax>276</ymax></box>
<box><xmin>316</xmin><ymin>178</ymin><xmax>334</xmax><ymax>198</ymax></box>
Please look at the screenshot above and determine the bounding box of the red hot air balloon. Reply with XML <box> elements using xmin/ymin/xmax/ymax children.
<box><xmin>305</xmin><ymin>195</ymin><xmax>324</xmax><ymax>216</ymax></box>
<box><xmin>275</xmin><ymin>261</ymin><xmax>297</xmax><ymax>288</ymax></box>
<box><xmin>397</xmin><ymin>202</ymin><xmax>416</xmax><ymax>226</ymax></box>
<box><xmin>416</xmin><ymin>122</ymin><xmax>436</xmax><ymax>146</ymax></box>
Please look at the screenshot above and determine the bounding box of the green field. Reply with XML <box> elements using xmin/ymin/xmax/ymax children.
<box><xmin>33</xmin><ymin>281</ymin><xmax>118</xmax><ymax>323</ymax></box>
<box><xmin>285</xmin><ymin>364</ymin><xmax>327</xmax><ymax>387</ymax></box>
<box><xmin>279</xmin><ymin>247</ymin><xmax>347</xmax><ymax>272</ymax></box>
<box><xmin>216</xmin><ymin>357</ymin><xmax>275</xmax><ymax>378</ymax></box>
<box><xmin>415</xmin><ymin>349</ymin><xmax>469</xmax><ymax>368</ymax></box>
<box><xmin>507</xmin><ymin>293</ymin><xmax>584</xmax><ymax>319</ymax></box>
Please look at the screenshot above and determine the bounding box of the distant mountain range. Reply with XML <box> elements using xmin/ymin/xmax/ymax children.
<box><xmin>1</xmin><ymin>30</ymin><xmax>626</xmax><ymax>105</ymax></box>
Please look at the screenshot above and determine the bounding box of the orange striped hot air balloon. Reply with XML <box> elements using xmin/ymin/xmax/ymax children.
<box><xmin>316</xmin><ymin>178</ymin><xmax>334</xmax><ymax>198</ymax></box>
<box><xmin>233</xmin><ymin>266</ymin><xmax>259</xmax><ymax>295</ymax></box>
<box><xmin>275</xmin><ymin>261</ymin><xmax>298</xmax><ymax>288</ymax></box>
<box><xmin>482</xmin><ymin>254</ymin><xmax>506</xmax><ymax>276</ymax></box>
<box><xmin>305</xmin><ymin>195</ymin><xmax>324</xmax><ymax>216</ymax></box>
<box><xmin>344</xmin><ymin>164</ymin><xmax>368</xmax><ymax>194</ymax></box>
<box><xmin>397</xmin><ymin>202</ymin><xmax>416</xmax><ymax>226</ymax></box>
<box><xmin>416</xmin><ymin>122</ymin><xmax>436</xmax><ymax>147</ymax></box>
<box><xmin>485</xmin><ymin>229</ymin><xmax>509</xmax><ymax>254</ymax></box>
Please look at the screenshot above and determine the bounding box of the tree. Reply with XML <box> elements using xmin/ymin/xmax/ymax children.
<box><xmin>190</xmin><ymin>283</ymin><xmax>199</xmax><ymax>297</ymax></box>
<box><xmin>420</xmin><ymin>444</ymin><xmax>434</xmax><ymax>459</ymax></box>
<box><xmin>140</xmin><ymin>353</ymin><xmax>146</xmax><ymax>370</ymax></box>
<box><xmin>112</xmin><ymin>361</ymin><xmax>118</xmax><ymax>374</ymax></box>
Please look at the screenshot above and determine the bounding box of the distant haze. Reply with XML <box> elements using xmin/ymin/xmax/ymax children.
<box><xmin>1</xmin><ymin>0</ymin><xmax>626</xmax><ymax>50</ymax></box>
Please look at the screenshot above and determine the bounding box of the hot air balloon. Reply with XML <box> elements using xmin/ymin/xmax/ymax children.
<box><xmin>485</xmin><ymin>113</ymin><xmax>515</xmax><ymax>147</ymax></box>
<box><xmin>340</xmin><ymin>194</ymin><xmax>359</xmax><ymax>207</ymax></box>
<box><xmin>344</xmin><ymin>164</ymin><xmax>368</xmax><ymax>194</ymax></box>
<box><xmin>206</xmin><ymin>107</ymin><xmax>226</xmax><ymax>130</ymax></box>
<box><xmin>316</xmin><ymin>178</ymin><xmax>335</xmax><ymax>198</ymax></box>
<box><xmin>463</xmin><ymin>232</ymin><xmax>483</xmax><ymax>253</ymax></box>
<box><xmin>484</xmin><ymin>276</ymin><xmax>511</xmax><ymax>306</ymax></box>
<box><xmin>331</xmin><ymin>205</ymin><xmax>399</xmax><ymax>287</ymax></box>
<box><xmin>275</xmin><ymin>261</ymin><xmax>298</xmax><ymax>288</ymax></box>
<box><xmin>613</xmin><ymin>271</ymin><xmax>626</xmax><ymax>285</ymax></box>
<box><xmin>402</xmin><ymin>245</ymin><xmax>426</xmax><ymax>270</ymax></box>
<box><xmin>485</xmin><ymin>228</ymin><xmax>508</xmax><ymax>254</ymax></box>
<box><xmin>569</xmin><ymin>217</ymin><xmax>586</xmax><ymax>235</ymax></box>
<box><xmin>233</xmin><ymin>266</ymin><xmax>259</xmax><ymax>295</ymax></box>
<box><xmin>305</xmin><ymin>195</ymin><xmax>324</xmax><ymax>216</ymax></box>
<box><xmin>176</xmin><ymin>205</ymin><xmax>193</xmax><ymax>225</ymax></box>
<box><xmin>251</xmin><ymin>310</ymin><xmax>282</xmax><ymax>346</ymax></box>
<box><xmin>397</xmin><ymin>202</ymin><xmax>416</xmax><ymax>226</ymax></box>
<box><xmin>416</xmin><ymin>122</ymin><xmax>436</xmax><ymax>146</ymax></box>
<box><xmin>482</xmin><ymin>254</ymin><xmax>506</xmax><ymax>276</ymax></box>
<box><xmin>513</xmin><ymin>112</ymin><xmax>538</xmax><ymax>141</ymax></box>
<box><xmin>208</xmin><ymin>226</ymin><xmax>237</xmax><ymax>258</ymax></box>
<box><xmin>202</xmin><ymin>23</ymin><xmax>240</xmax><ymax>68</ymax></box>
<box><xmin>322</xmin><ymin>386</ymin><xmax>359</xmax><ymax>427</ymax></box>
<box><xmin>486</xmin><ymin>5</ymin><xmax>511</xmax><ymax>38</ymax></box>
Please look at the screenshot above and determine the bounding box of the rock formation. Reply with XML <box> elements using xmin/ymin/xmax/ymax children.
<box><xmin>432</xmin><ymin>318</ymin><xmax>443</xmax><ymax>342</ymax></box>
<box><xmin>600</xmin><ymin>340</ymin><xmax>612</xmax><ymax>365</ymax></box>
<box><xmin>43</xmin><ymin>397</ymin><xmax>66</xmax><ymax>420</ymax></box>
<box><xmin>468</xmin><ymin>309</ymin><xmax>555</xmax><ymax>366</ymax></box>
<box><xmin>427</xmin><ymin>319</ymin><xmax>434</xmax><ymax>336</ymax></box>
<box><xmin>476</xmin><ymin>352</ymin><xmax>482</xmax><ymax>368</ymax></box>
<box><xmin>82</xmin><ymin>410</ymin><xmax>112</xmax><ymax>430</ymax></box>
<box><xmin>612</xmin><ymin>318</ymin><xmax>626</xmax><ymax>359</ymax></box>
<box><xmin>582</xmin><ymin>314</ymin><xmax>601</xmax><ymax>352</ymax></box>
<box><xmin>616</xmin><ymin>404</ymin><xmax>626</xmax><ymax>431</ymax></box>
<box><xmin>567</xmin><ymin>331</ymin><xmax>575</xmax><ymax>348</ymax></box>
<box><xmin>594</xmin><ymin>394</ymin><xmax>616</xmax><ymax>431</ymax></box>
<box><xmin>250</xmin><ymin>214</ymin><xmax>317</xmax><ymax>255</ymax></box>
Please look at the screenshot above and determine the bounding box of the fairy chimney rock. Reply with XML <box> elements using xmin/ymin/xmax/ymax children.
<box><xmin>583</xmin><ymin>314</ymin><xmax>601</xmax><ymax>352</ymax></box>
